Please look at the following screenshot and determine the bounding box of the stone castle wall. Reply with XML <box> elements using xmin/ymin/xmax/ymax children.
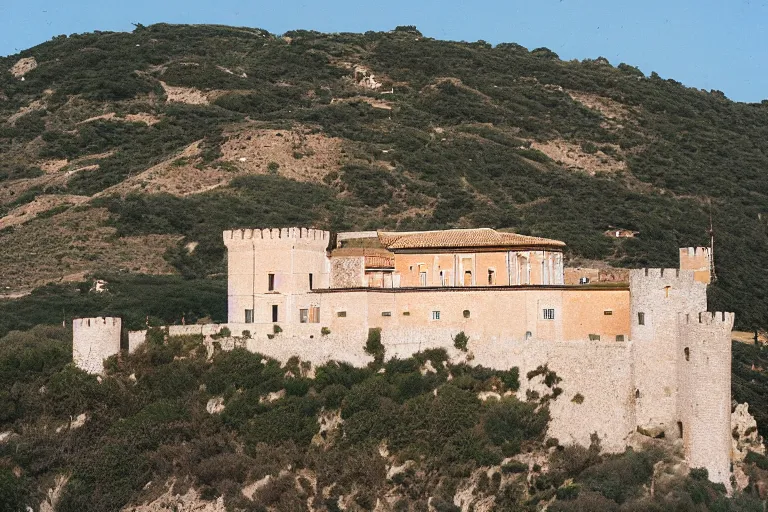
<box><xmin>72</xmin><ymin>317</ymin><xmax>121</xmax><ymax>374</ymax></box>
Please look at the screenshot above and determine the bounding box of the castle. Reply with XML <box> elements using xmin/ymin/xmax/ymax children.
<box><xmin>73</xmin><ymin>228</ymin><xmax>733</xmax><ymax>486</ymax></box>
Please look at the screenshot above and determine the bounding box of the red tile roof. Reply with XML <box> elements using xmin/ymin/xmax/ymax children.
<box><xmin>377</xmin><ymin>228</ymin><xmax>565</xmax><ymax>250</ymax></box>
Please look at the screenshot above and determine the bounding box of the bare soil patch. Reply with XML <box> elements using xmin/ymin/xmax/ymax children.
<box><xmin>0</xmin><ymin>194</ymin><xmax>89</xmax><ymax>230</ymax></box>
<box><xmin>220</xmin><ymin>126</ymin><xmax>343</xmax><ymax>182</ymax></box>
<box><xmin>0</xmin><ymin>207</ymin><xmax>178</xmax><ymax>292</ymax></box>
<box><xmin>97</xmin><ymin>141</ymin><xmax>222</xmax><ymax>197</ymax></box>
<box><xmin>160</xmin><ymin>81</ymin><xmax>209</xmax><ymax>105</ymax></box>
<box><xmin>78</xmin><ymin>112</ymin><xmax>161</xmax><ymax>126</ymax></box>
<box><xmin>530</xmin><ymin>139</ymin><xmax>626</xmax><ymax>175</ymax></box>
<box><xmin>332</xmin><ymin>96</ymin><xmax>392</xmax><ymax>110</ymax></box>
<box><xmin>567</xmin><ymin>90</ymin><xmax>630</xmax><ymax>121</ymax></box>
<box><xmin>6</xmin><ymin>99</ymin><xmax>46</xmax><ymax>125</ymax></box>
<box><xmin>10</xmin><ymin>57</ymin><xmax>37</xmax><ymax>78</ymax></box>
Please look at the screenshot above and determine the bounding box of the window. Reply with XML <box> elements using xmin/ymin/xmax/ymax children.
<box><xmin>309</xmin><ymin>273</ymin><xmax>313</xmax><ymax>290</ymax></box>
<box><xmin>616</xmin><ymin>334</ymin><xmax>625</xmax><ymax>342</ymax></box>
<box><xmin>684</xmin><ymin>347</ymin><xmax>690</xmax><ymax>361</ymax></box>
<box><xmin>272</xmin><ymin>305</ymin><xmax>278</xmax><ymax>322</ymax></box>
<box><xmin>245</xmin><ymin>309</ymin><xmax>254</xmax><ymax>323</ymax></box>
<box><xmin>431</xmin><ymin>311</ymin><xmax>441</xmax><ymax>320</ymax></box>
<box><xmin>604</xmin><ymin>310</ymin><xmax>613</xmax><ymax>316</ymax></box>
<box><xmin>588</xmin><ymin>334</ymin><xmax>601</xmax><ymax>341</ymax></box>
<box><xmin>543</xmin><ymin>308</ymin><xmax>555</xmax><ymax>320</ymax></box>
<box><xmin>300</xmin><ymin>309</ymin><xmax>309</xmax><ymax>323</ymax></box>
<box><xmin>402</xmin><ymin>311</ymin><xmax>411</xmax><ymax>316</ymax></box>
<box><xmin>635</xmin><ymin>389</ymin><xmax>640</xmax><ymax>399</ymax></box>
<box><xmin>488</xmin><ymin>269</ymin><xmax>495</xmax><ymax>285</ymax></box>
<box><xmin>337</xmin><ymin>311</ymin><xmax>347</xmax><ymax>318</ymax></box>
<box><xmin>677</xmin><ymin>421</ymin><xmax>684</xmax><ymax>439</ymax></box>
<box><xmin>268</xmin><ymin>273</ymin><xmax>275</xmax><ymax>291</ymax></box>
<box><xmin>638</xmin><ymin>312</ymin><xmax>645</xmax><ymax>325</ymax></box>
<box><xmin>463</xmin><ymin>309</ymin><xmax>471</xmax><ymax>318</ymax></box>
<box><xmin>525</xmin><ymin>331</ymin><xmax>532</xmax><ymax>340</ymax></box>
<box><xmin>382</xmin><ymin>311</ymin><xmax>392</xmax><ymax>317</ymax></box>
<box><xmin>463</xmin><ymin>271</ymin><xmax>472</xmax><ymax>287</ymax></box>
<box><xmin>419</xmin><ymin>272</ymin><xmax>427</xmax><ymax>286</ymax></box>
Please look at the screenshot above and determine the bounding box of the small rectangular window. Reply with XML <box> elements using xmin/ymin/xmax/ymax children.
<box><xmin>245</xmin><ymin>309</ymin><xmax>254</xmax><ymax>323</ymax></box>
<box><xmin>309</xmin><ymin>273</ymin><xmax>313</xmax><ymax>290</ymax></box>
<box><xmin>419</xmin><ymin>272</ymin><xmax>427</xmax><ymax>286</ymax></box>
<box><xmin>543</xmin><ymin>308</ymin><xmax>555</xmax><ymax>320</ymax></box>
<box><xmin>638</xmin><ymin>312</ymin><xmax>645</xmax><ymax>325</ymax></box>
<box><xmin>272</xmin><ymin>304</ymin><xmax>278</xmax><ymax>323</ymax></box>
<box><xmin>588</xmin><ymin>334</ymin><xmax>601</xmax><ymax>341</ymax></box>
<box><xmin>337</xmin><ymin>311</ymin><xmax>347</xmax><ymax>318</ymax></box>
<box><xmin>431</xmin><ymin>311</ymin><xmax>441</xmax><ymax>320</ymax></box>
<box><xmin>402</xmin><ymin>311</ymin><xmax>411</xmax><ymax>316</ymax></box>
<box><xmin>616</xmin><ymin>334</ymin><xmax>625</xmax><ymax>342</ymax></box>
<box><xmin>300</xmin><ymin>309</ymin><xmax>309</xmax><ymax>323</ymax></box>
<box><xmin>382</xmin><ymin>311</ymin><xmax>392</xmax><ymax>317</ymax></box>
<box><xmin>268</xmin><ymin>273</ymin><xmax>275</xmax><ymax>291</ymax></box>
<box><xmin>488</xmin><ymin>269</ymin><xmax>495</xmax><ymax>285</ymax></box>
<box><xmin>604</xmin><ymin>310</ymin><xmax>613</xmax><ymax>316</ymax></box>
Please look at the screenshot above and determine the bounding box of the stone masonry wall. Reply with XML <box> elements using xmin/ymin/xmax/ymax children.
<box><xmin>330</xmin><ymin>256</ymin><xmax>364</xmax><ymax>288</ymax></box>
<box><xmin>73</xmin><ymin>317</ymin><xmax>121</xmax><ymax>374</ymax></box>
<box><xmin>630</xmin><ymin>269</ymin><xmax>707</xmax><ymax>433</ymax></box>
<box><xmin>677</xmin><ymin>311</ymin><xmax>734</xmax><ymax>486</ymax></box>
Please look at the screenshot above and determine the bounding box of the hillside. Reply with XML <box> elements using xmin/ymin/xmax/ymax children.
<box><xmin>2</xmin><ymin>24</ymin><xmax>768</xmax><ymax>331</ymax></box>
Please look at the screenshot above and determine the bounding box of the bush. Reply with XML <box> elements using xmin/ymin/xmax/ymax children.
<box><xmin>483</xmin><ymin>397</ymin><xmax>549</xmax><ymax>447</ymax></box>
<box><xmin>453</xmin><ymin>331</ymin><xmax>469</xmax><ymax>351</ymax></box>
<box><xmin>365</xmin><ymin>328</ymin><xmax>384</xmax><ymax>362</ymax></box>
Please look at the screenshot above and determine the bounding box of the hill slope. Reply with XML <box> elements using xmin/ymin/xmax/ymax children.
<box><xmin>2</xmin><ymin>24</ymin><xmax>768</xmax><ymax>329</ymax></box>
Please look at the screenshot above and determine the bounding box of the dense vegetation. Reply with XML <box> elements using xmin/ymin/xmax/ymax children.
<box><xmin>1</xmin><ymin>24</ymin><xmax>768</xmax><ymax>329</ymax></box>
<box><xmin>0</xmin><ymin>326</ymin><xmax>764</xmax><ymax>511</ymax></box>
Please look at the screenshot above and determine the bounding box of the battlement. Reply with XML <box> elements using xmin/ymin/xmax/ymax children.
<box><xmin>73</xmin><ymin>317</ymin><xmax>121</xmax><ymax>328</ymax></box>
<box><xmin>680</xmin><ymin>311</ymin><xmax>735</xmax><ymax>329</ymax></box>
<box><xmin>223</xmin><ymin>227</ymin><xmax>330</xmax><ymax>248</ymax></box>
<box><xmin>680</xmin><ymin>246</ymin><xmax>711</xmax><ymax>260</ymax></box>
<box><xmin>679</xmin><ymin>246</ymin><xmax>712</xmax><ymax>284</ymax></box>
<box><xmin>630</xmin><ymin>268</ymin><xmax>698</xmax><ymax>284</ymax></box>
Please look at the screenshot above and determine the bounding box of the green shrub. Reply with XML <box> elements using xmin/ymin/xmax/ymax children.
<box><xmin>365</xmin><ymin>327</ymin><xmax>384</xmax><ymax>362</ymax></box>
<box><xmin>0</xmin><ymin>468</ymin><xmax>27</xmax><ymax>512</ymax></box>
<box><xmin>321</xmin><ymin>326</ymin><xmax>331</xmax><ymax>336</ymax></box>
<box><xmin>483</xmin><ymin>397</ymin><xmax>549</xmax><ymax>447</ymax></box>
<box><xmin>453</xmin><ymin>331</ymin><xmax>469</xmax><ymax>351</ymax></box>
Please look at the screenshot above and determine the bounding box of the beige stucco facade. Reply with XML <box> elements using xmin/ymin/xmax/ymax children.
<box><xmin>73</xmin><ymin>227</ymin><xmax>732</xmax><ymax>487</ymax></box>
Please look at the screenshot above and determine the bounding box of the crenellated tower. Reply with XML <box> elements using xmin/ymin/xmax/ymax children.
<box><xmin>677</xmin><ymin>311</ymin><xmax>734</xmax><ymax>486</ymax></box>
<box><xmin>679</xmin><ymin>246</ymin><xmax>713</xmax><ymax>284</ymax></box>
<box><xmin>72</xmin><ymin>317</ymin><xmax>122</xmax><ymax>374</ymax></box>
<box><xmin>223</xmin><ymin>228</ymin><xmax>330</xmax><ymax>325</ymax></box>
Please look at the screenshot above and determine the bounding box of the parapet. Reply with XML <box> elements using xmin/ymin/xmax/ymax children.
<box><xmin>679</xmin><ymin>311</ymin><xmax>735</xmax><ymax>331</ymax></box>
<box><xmin>223</xmin><ymin>228</ymin><xmax>330</xmax><ymax>249</ymax></box>
<box><xmin>73</xmin><ymin>317</ymin><xmax>121</xmax><ymax>328</ymax></box>
<box><xmin>630</xmin><ymin>268</ymin><xmax>697</xmax><ymax>285</ymax></box>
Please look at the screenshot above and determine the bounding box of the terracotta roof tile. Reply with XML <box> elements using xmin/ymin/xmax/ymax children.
<box><xmin>377</xmin><ymin>228</ymin><xmax>565</xmax><ymax>250</ymax></box>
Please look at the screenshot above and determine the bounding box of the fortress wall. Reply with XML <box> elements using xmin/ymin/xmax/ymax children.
<box><xmin>73</xmin><ymin>317</ymin><xmax>121</xmax><ymax>374</ymax></box>
<box><xmin>677</xmin><ymin>311</ymin><xmax>734</xmax><ymax>486</ymax></box>
<box><xmin>330</xmin><ymin>256</ymin><xmax>365</xmax><ymax>288</ymax></box>
<box><xmin>630</xmin><ymin>269</ymin><xmax>707</xmax><ymax>433</ymax></box>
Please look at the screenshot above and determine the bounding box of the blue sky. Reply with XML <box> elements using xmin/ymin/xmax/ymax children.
<box><xmin>1</xmin><ymin>0</ymin><xmax>766</xmax><ymax>103</ymax></box>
